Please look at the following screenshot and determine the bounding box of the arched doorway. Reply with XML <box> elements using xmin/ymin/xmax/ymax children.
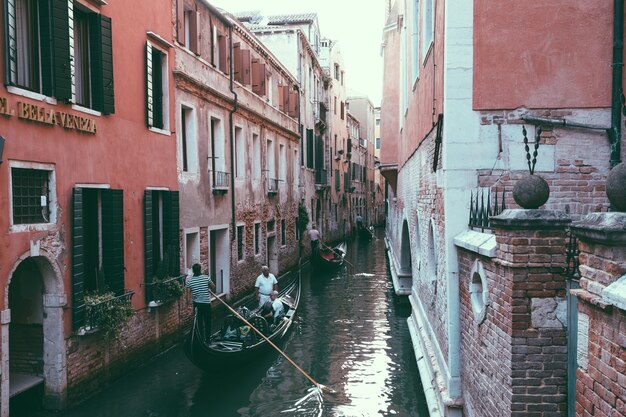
<box><xmin>400</xmin><ymin>220</ymin><xmax>412</xmax><ymax>274</ymax></box>
<box><xmin>7</xmin><ymin>255</ymin><xmax>66</xmax><ymax>412</ymax></box>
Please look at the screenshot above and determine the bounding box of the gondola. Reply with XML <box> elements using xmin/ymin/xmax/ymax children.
<box><xmin>357</xmin><ymin>225</ymin><xmax>375</xmax><ymax>240</ymax></box>
<box><xmin>314</xmin><ymin>241</ymin><xmax>347</xmax><ymax>270</ymax></box>
<box><xmin>184</xmin><ymin>273</ymin><xmax>301</xmax><ymax>371</ymax></box>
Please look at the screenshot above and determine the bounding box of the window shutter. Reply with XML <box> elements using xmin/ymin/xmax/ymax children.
<box><xmin>211</xmin><ymin>24</ymin><xmax>216</xmax><ymax>65</ymax></box>
<box><xmin>278</xmin><ymin>85</ymin><xmax>286</xmax><ymax>112</ymax></box>
<box><xmin>258</xmin><ymin>64</ymin><xmax>266</xmax><ymax>96</ymax></box>
<box><xmin>102</xmin><ymin>189</ymin><xmax>125</xmax><ymax>295</ymax></box>
<box><xmin>241</xmin><ymin>49</ymin><xmax>251</xmax><ymax>85</ymax></box>
<box><xmin>4</xmin><ymin>0</ymin><xmax>17</xmax><ymax>86</ymax></box>
<box><xmin>144</xmin><ymin>190</ymin><xmax>154</xmax><ymax>303</ymax></box>
<box><xmin>89</xmin><ymin>14</ymin><xmax>115</xmax><ymax>114</ymax></box>
<box><xmin>145</xmin><ymin>41</ymin><xmax>154</xmax><ymax>127</ymax></box>
<box><xmin>218</xmin><ymin>33</ymin><xmax>228</xmax><ymax>74</ymax></box>
<box><xmin>51</xmin><ymin>0</ymin><xmax>72</xmax><ymax>102</ymax></box>
<box><xmin>315</xmin><ymin>135</ymin><xmax>323</xmax><ymax>170</ymax></box>
<box><xmin>189</xmin><ymin>11</ymin><xmax>200</xmax><ymax>55</ymax></box>
<box><xmin>252</xmin><ymin>61</ymin><xmax>266</xmax><ymax>96</ymax></box>
<box><xmin>251</xmin><ymin>60</ymin><xmax>260</xmax><ymax>92</ymax></box>
<box><xmin>306</xmin><ymin>129</ymin><xmax>314</xmax><ymax>169</ymax></box>
<box><xmin>233</xmin><ymin>43</ymin><xmax>242</xmax><ymax>83</ymax></box>
<box><xmin>176</xmin><ymin>0</ymin><xmax>184</xmax><ymax>44</ymax></box>
<box><xmin>288</xmin><ymin>90</ymin><xmax>298</xmax><ymax>117</ymax></box>
<box><xmin>163</xmin><ymin>191</ymin><xmax>180</xmax><ymax>277</ymax></box>
<box><xmin>72</xmin><ymin>188</ymin><xmax>85</xmax><ymax>331</ymax></box>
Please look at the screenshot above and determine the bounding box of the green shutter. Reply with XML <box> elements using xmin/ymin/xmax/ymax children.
<box><xmin>145</xmin><ymin>41</ymin><xmax>154</xmax><ymax>127</ymax></box>
<box><xmin>163</xmin><ymin>191</ymin><xmax>180</xmax><ymax>277</ymax></box>
<box><xmin>89</xmin><ymin>14</ymin><xmax>115</xmax><ymax>114</ymax></box>
<box><xmin>306</xmin><ymin>129</ymin><xmax>314</xmax><ymax>169</ymax></box>
<box><xmin>51</xmin><ymin>0</ymin><xmax>71</xmax><ymax>101</ymax></box>
<box><xmin>144</xmin><ymin>190</ymin><xmax>154</xmax><ymax>303</ymax></box>
<box><xmin>4</xmin><ymin>0</ymin><xmax>17</xmax><ymax>86</ymax></box>
<box><xmin>315</xmin><ymin>135</ymin><xmax>323</xmax><ymax>170</ymax></box>
<box><xmin>102</xmin><ymin>189</ymin><xmax>124</xmax><ymax>295</ymax></box>
<box><xmin>72</xmin><ymin>188</ymin><xmax>85</xmax><ymax>330</ymax></box>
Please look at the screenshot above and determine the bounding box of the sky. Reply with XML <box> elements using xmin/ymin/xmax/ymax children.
<box><xmin>209</xmin><ymin>0</ymin><xmax>385</xmax><ymax>106</ymax></box>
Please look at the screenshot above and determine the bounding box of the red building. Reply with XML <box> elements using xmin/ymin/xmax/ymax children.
<box><xmin>0</xmin><ymin>0</ymin><xmax>178</xmax><ymax>412</ymax></box>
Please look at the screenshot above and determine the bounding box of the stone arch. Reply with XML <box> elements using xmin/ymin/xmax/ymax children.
<box><xmin>5</xmin><ymin>250</ymin><xmax>67</xmax><ymax>411</ymax></box>
<box><xmin>400</xmin><ymin>219</ymin><xmax>412</xmax><ymax>274</ymax></box>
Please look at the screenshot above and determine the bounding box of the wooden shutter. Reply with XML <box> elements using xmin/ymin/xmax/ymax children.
<box><xmin>306</xmin><ymin>129</ymin><xmax>314</xmax><ymax>168</ymax></box>
<box><xmin>288</xmin><ymin>90</ymin><xmax>298</xmax><ymax>118</ymax></box>
<box><xmin>278</xmin><ymin>85</ymin><xmax>286</xmax><ymax>112</ymax></box>
<box><xmin>218</xmin><ymin>33</ymin><xmax>228</xmax><ymax>74</ymax></box>
<box><xmin>163</xmin><ymin>191</ymin><xmax>180</xmax><ymax>276</ymax></box>
<box><xmin>72</xmin><ymin>188</ymin><xmax>86</xmax><ymax>330</ymax></box>
<box><xmin>102</xmin><ymin>189</ymin><xmax>124</xmax><ymax>295</ymax></box>
<box><xmin>241</xmin><ymin>49</ymin><xmax>251</xmax><ymax>85</ymax></box>
<box><xmin>176</xmin><ymin>0</ymin><xmax>184</xmax><ymax>43</ymax></box>
<box><xmin>315</xmin><ymin>135</ymin><xmax>323</xmax><ymax>170</ymax></box>
<box><xmin>4</xmin><ymin>0</ymin><xmax>17</xmax><ymax>86</ymax></box>
<box><xmin>144</xmin><ymin>190</ymin><xmax>154</xmax><ymax>303</ymax></box>
<box><xmin>51</xmin><ymin>0</ymin><xmax>71</xmax><ymax>102</ymax></box>
<box><xmin>252</xmin><ymin>61</ymin><xmax>266</xmax><ymax>96</ymax></box>
<box><xmin>38</xmin><ymin>0</ymin><xmax>53</xmax><ymax>96</ymax></box>
<box><xmin>233</xmin><ymin>43</ymin><xmax>242</xmax><ymax>83</ymax></box>
<box><xmin>89</xmin><ymin>14</ymin><xmax>115</xmax><ymax>114</ymax></box>
<box><xmin>145</xmin><ymin>41</ymin><xmax>154</xmax><ymax>127</ymax></box>
<box><xmin>189</xmin><ymin>11</ymin><xmax>200</xmax><ymax>55</ymax></box>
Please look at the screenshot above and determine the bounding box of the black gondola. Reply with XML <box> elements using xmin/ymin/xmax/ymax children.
<box><xmin>357</xmin><ymin>225</ymin><xmax>375</xmax><ymax>240</ymax></box>
<box><xmin>184</xmin><ymin>273</ymin><xmax>301</xmax><ymax>370</ymax></box>
<box><xmin>314</xmin><ymin>241</ymin><xmax>347</xmax><ymax>270</ymax></box>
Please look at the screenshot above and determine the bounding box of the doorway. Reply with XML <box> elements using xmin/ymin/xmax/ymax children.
<box><xmin>267</xmin><ymin>235</ymin><xmax>278</xmax><ymax>275</ymax></box>
<box><xmin>209</xmin><ymin>228</ymin><xmax>230</xmax><ymax>294</ymax></box>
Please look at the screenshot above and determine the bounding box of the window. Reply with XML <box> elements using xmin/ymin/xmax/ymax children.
<box><xmin>267</xmin><ymin>73</ymin><xmax>273</xmax><ymax>104</ymax></box>
<box><xmin>5</xmin><ymin>0</ymin><xmax>114</xmax><ymax>111</ymax></box>
<box><xmin>210</xmin><ymin>117</ymin><xmax>226</xmax><ymax>186</ymax></box>
<box><xmin>334</xmin><ymin>64</ymin><xmax>339</xmax><ymax>80</ymax></box>
<box><xmin>214</xmin><ymin>29</ymin><xmax>229</xmax><ymax>74</ymax></box>
<box><xmin>422</xmin><ymin>0</ymin><xmax>434</xmax><ymax>60</ymax></box>
<box><xmin>306</xmin><ymin>129</ymin><xmax>314</xmax><ymax>169</ymax></box>
<box><xmin>146</xmin><ymin>42</ymin><xmax>169</xmax><ymax>130</ymax></box>
<box><xmin>183</xmin><ymin>8</ymin><xmax>199</xmax><ymax>53</ymax></box>
<box><xmin>180</xmin><ymin>106</ymin><xmax>198</xmax><ymax>172</ymax></box>
<box><xmin>294</xmin><ymin>150</ymin><xmax>299</xmax><ymax>186</ymax></box>
<box><xmin>184</xmin><ymin>229</ymin><xmax>200</xmax><ymax>272</ymax></box>
<box><xmin>279</xmin><ymin>144</ymin><xmax>286</xmax><ymax>181</ymax></box>
<box><xmin>71</xmin><ymin>187</ymin><xmax>124</xmax><ymax>330</ymax></box>
<box><xmin>143</xmin><ymin>190</ymin><xmax>180</xmax><ymax>302</ymax></box>
<box><xmin>11</xmin><ymin>167</ymin><xmax>51</xmax><ymax>224</ymax></box>
<box><xmin>411</xmin><ymin>0</ymin><xmax>421</xmax><ymax>83</ymax></box>
<box><xmin>281</xmin><ymin>219</ymin><xmax>286</xmax><ymax>246</ymax></box>
<box><xmin>267</xmin><ymin>139</ymin><xmax>275</xmax><ymax>180</ymax></box>
<box><xmin>340</xmin><ymin>102</ymin><xmax>345</xmax><ymax>120</ymax></box>
<box><xmin>251</xmin><ymin>59</ymin><xmax>266</xmax><ymax>96</ymax></box>
<box><xmin>235</xmin><ymin>127</ymin><xmax>245</xmax><ymax>178</ymax></box>
<box><xmin>334</xmin><ymin>96</ymin><xmax>337</xmax><ymax>115</ymax></box>
<box><xmin>376</xmin><ymin>137</ymin><xmax>381</xmax><ymax>149</ymax></box>
<box><xmin>376</xmin><ymin>118</ymin><xmax>380</xmax><ymax>126</ymax></box>
<box><xmin>237</xmin><ymin>225</ymin><xmax>244</xmax><ymax>261</ymax></box>
<box><xmin>341</xmin><ymin>71</ymin><xmax>344</xmax><ymax>86</ymax></box>
<box><xmin>254</xmin><ymin>222</ymin><xmax>260</xmax><ymax>255</ymax></box>
<box><xmin>252</xmin><ymin>133</ymin><xmax>261</xmax><ymax>179</ymax></box>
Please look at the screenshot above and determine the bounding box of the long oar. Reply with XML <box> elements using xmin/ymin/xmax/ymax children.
<box><xmin>321</xmin><ymin>243</ymin><xmax>355</xmax><ymax>269</ymax></box>
<box><xmin>207</xmin><ymin>289</ymin><xmax>335</xmax><ymax>394</ymax></box>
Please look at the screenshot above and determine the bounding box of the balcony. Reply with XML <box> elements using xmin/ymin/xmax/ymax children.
<box><xmin>315</xmin><ymin>169</ymin><xmax>329</xmax><ymax>191</ymax></box>
<box><xmin>211</xmin><ymin>170</ymin><xmax>230</xmax><ymax>194</ymax></box>
<box><xmin>267</xmin><ymin>178</ymin><xmax>279</xmax><ymax>196</ymax></box>
<box><xmin>79</xmin><ymin>290</ymin><xmax>135</xmax><ymax>336</ymax></box>
<box><xmin>145</xmin><ymin>275</ymin><xmax>185</xmax><ymax>307</ymax></box>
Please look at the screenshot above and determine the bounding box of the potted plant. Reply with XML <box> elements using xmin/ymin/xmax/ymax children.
<box><xmin>149</xmin><ymin>250</ymin><xmax>184</xmax><ymax>307</ymax></box>
<box><xmin>82</xmin><ymin>290</ymin><xmax>134</xmax><ymax>338</ymax></box>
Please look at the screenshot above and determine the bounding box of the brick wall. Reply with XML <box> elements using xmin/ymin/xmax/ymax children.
<box><xmin>9</xmin><ymin>324</ymin><xmax>43</xmax><ymax>375</ymax></box>
<box><xmin>459</xmin><ymin>213</ymin><xmax>569</xmax><ymax>417</ymax></box>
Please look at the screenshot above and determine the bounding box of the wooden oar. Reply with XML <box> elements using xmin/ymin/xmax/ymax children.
<box><xmin>206</xmin><ymin>288</ymin><xmax>335</xmax><ymax>394</ymax></box>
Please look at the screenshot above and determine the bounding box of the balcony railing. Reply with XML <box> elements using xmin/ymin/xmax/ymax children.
<box><xmin>267</xmin><ymin>178</ymin><xmax>279</xmax><ymax>195</ymax></box>
<box><xmin>145</xmin><ymin>275</ymin><xmax>185</xmax><ymax>306</ymax></box>
<box><xmin>80</xmin><ymin>290</ymin><xmax>135</xmax><ymax>334</ymax></box>
<box><xmin>211</xmin><ymin>170</ymin><xmax>230</xmax><ymax>193</ymax></box>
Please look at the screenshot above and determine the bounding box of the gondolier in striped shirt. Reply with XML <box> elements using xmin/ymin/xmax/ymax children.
<box><xmin>186</xmin><ymin>263</ymin><xmax>216</xmax><ymax>341</ymax></box>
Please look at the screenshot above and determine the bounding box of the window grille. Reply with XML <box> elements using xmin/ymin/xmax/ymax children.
<box><xmin>12</xmin><ymin>168</ymin><xmax>49</xmax><ymax>224</ymax></box>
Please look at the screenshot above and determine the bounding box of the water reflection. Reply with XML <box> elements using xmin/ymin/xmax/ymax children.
<box><xmin>20</xmin><ymin>229</ymin><xmax>429</xmax><ymax>417</ymax></box>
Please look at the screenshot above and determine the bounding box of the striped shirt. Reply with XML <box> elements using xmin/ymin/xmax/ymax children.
<box><xmin>186</xmin><ymin>274</ymin><xmax>213</xmax><ymax>304</ymax></box>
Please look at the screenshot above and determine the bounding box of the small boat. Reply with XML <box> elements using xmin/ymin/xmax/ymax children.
<box><xmin>184</xmin><ymin>273</ymin><xmax>301</xmax><ymax>370</ymax></box>
<box><xmin>357</xmin><ymin>225</ymin><xmax>375</xmax><ymax>240</ymax></box>
<box><xmin>315</xmin><ymin>241</ymin><xmax>347</xmax><ymax>270</ymax></box>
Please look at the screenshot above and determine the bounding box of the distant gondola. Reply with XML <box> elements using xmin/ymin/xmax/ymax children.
<box><xmin>357</xmin><ymin>225</ymin><xmax>375</xmax><ymax>240</ymax></box>
<box><xmin>183</xmin><ymin>273</ymin><xmax>301</xmax><ymax>371</ymax></box>
<box><xmin>314</xmin><ymin>241</ymin><xmax>347</xmax><ymax>270</ymax></box>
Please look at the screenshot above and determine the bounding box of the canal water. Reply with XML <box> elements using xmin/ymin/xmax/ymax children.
<box><xmin>18</xmin><ymin>229</ymin><xmax>429</xmax><ymax>417</ymax></box>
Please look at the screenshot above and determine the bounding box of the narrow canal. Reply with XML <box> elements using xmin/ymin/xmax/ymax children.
<box><xmin>19</xmin><ymin>229</ymin><xmax>429</xmax><ymax>417</ymax></box>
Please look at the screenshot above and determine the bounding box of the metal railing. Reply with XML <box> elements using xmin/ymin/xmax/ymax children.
<box><xmin>211</xmin><ymin>170</ymin><xmax>230</xmax><ymax>190</ymax></box>
<box><xmin>83</xmin><ymin>290</ymin><xmax>134</xmax><ymax>331</ymax></box>
<box><xmin>145</xmin><ymin>275</ymin><xmax>185</xmax><ymax>305</ymax></box>
<box><xmin>468</xmin><ymin>188</ymin><xmax>506</xmax><ymax>231</ymax></box>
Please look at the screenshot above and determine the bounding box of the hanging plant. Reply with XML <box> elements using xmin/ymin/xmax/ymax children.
<box><xmin>297</xmin><ymin>202</ymin><xmax>310</xmax><ymax>234</ymax></box>
<box><xmin>149</xmin><ymin>249</ymin><xmax>184</xmax><ymax>305</ymax></box>
<box><xmin>83</xmin><ymin>291</ymin><xmax>134</xmax><ymax>338</ymax></box>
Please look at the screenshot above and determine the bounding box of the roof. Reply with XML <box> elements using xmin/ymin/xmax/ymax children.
<box><xmin>232</xmin><ymin>10</ymin><xmax>262</xmax><ymax>24</ymax></box>
<box><xmin>266</xmin><ymin>13</ymin><xmax>317</xmax><ymax>25</ymax></box>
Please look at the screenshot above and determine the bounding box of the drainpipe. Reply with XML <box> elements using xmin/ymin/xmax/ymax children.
<box><xmin>228</xmin><ymin>26</ymin><xmax>238</xmax><ymax>241</ymax></box>
<box><xmin>610</xmin><ymin>0</ymin><xmax>624</xmax><ymax>168</ymax></box>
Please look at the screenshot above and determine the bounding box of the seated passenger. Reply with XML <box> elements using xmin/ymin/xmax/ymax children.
<box><xmin>262</xmin><ymin>290</ymin><xmax>284</xmax><ymax>324</ymax></box>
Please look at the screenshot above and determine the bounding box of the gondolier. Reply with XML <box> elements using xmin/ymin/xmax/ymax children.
<box><xmin>186</xmin><ymin>263</ymin><xmax>216</xmax><ymax>341</ymax></box>
<box><xmin>255</xmin><ymin>266</ymin><xmax>278</xmax><ymax>308</ymax></box>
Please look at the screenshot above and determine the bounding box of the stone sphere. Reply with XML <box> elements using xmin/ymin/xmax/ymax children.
<box><xmin>513</xmin><ymin>174</ymin><xmax>550</xmax><ymax>209</ymax></box>
<box><xmin>607</xmin><ymin>162</ymin><xmax>626</xmax><ymax>211</ymax></box>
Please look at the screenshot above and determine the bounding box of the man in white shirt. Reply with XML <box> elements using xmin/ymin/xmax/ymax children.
<box><xmin>255</xmin><ymin>265</ymin><xmax>277</xmax><ymax>308</ymax></box>
<box><xmin>263</xmin><ymin>290</ymin><xmax>284</xmax><ymax>324</ymax></box>
<box><xmin>308</xmin><ymin>224</ymin><xmax>321</xmax><ymax>257</ymax></box>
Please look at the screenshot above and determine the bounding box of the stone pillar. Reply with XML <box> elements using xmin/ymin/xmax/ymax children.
<box><xmin>490</xmin><ymin>209</ymin><xmax>570</xmax><ymax>417</ymax></box>
<box><xmin>570</xmin><ymin>212</ymin><xmax>626</xmax><ymax>416</ymax></box>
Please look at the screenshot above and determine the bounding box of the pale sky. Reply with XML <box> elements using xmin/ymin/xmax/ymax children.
<box><xmin>209</xmin><ymin>0</ymin><xmax>385</xmax><ymax>106</ymax></box>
